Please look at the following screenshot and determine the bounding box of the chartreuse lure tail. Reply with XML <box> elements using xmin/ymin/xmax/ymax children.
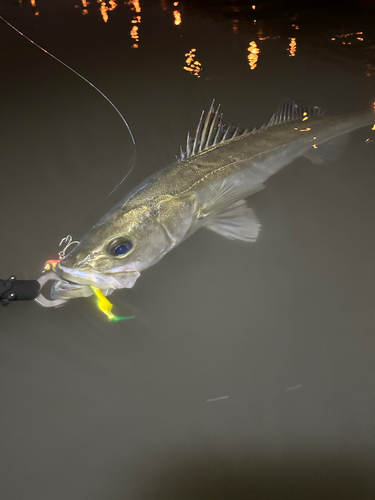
<box><xmin>90</xmin><ymin>287</ymin><xmax>135</xmax><ymax>322</ymax></box>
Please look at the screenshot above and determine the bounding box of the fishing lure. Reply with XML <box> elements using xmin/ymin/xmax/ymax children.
<box><xmin>90</xmin><ymin>287</ymin><xmax>135</xmax><ymax>322</ymax></box>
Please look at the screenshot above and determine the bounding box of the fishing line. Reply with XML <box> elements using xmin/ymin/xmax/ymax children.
<box><xmin>0</xmin><ymin>15</ymin><xmax>137</xmax><ymax>193</ymax></box>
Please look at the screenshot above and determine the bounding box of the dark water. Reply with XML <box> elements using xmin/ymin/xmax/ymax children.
<box><xmin>1</xmin><ymin>1</ymin><xmax>375</xmax><ymax>499</ymax></box>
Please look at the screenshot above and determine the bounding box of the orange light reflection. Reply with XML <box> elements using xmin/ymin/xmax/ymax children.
<box><xmin>173</xmin><ymin>10</ymin><xmax>181</xmax><ymax>25</ymax></box>
<box><xmin>130</xmin><ymin>25</ymin><xmax>139</xmax><ymax>47</ymax></box>
<box><xmin>247</xmin><ymin>41</ymin><xmax>260</xmax><ymax>70</ymax></box>
<box><xmin>99</xmin><ymin>2</ymin><xmax>108</xmax><ymax>23</ymax></box>
<box><xmin>335</xmin><ymin>32</ymin><xmax>354</xmax><ymax>39</ymax></box>
<box><xmin>184</xmin><ymin>48</ymin><xmax>202</xmax><ymax>77</ymax></box>
<box><xmin>128</xmin><ymin>0</ymin><xmax>141</xmax><ymax>14</ymax></box>
<box><xmin>98</xmin><ymin>0</ymin><xmax>118</xmax><ymax>23</ymax></box>
<box><xmin>288</xmin><ymin>37</ymin><xmax>297</xmax><ymax>57</ymax></box>
<box><xmin>127</xmin><ymin>0</ymin><xmax>142</xmax><ymax>48</ymax></box>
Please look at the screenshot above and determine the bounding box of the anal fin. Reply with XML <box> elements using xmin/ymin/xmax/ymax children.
<box><xmin>304</xmin><ymin>134</ymin><xmax>350</xmax><ymax>164</ymax></box>
<box><xmin>205</xmin><ymin>199</ymin><xmax>260</xmax><ymax>242</ymax></box>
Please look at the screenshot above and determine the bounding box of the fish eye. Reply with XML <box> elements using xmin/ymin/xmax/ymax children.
<box><xmin>108</xmin><ymin>240</ymin><xmax>133</xmax><ymax>257</ymax></box>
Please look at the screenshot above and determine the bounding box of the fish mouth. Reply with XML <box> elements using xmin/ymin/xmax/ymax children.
<box><xmin>55</xmin><ymin>262</ymin><xmax>140</xmax><ymax>290</ymax></box>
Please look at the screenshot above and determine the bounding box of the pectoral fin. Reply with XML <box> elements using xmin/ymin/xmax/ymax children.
<box><xmin>205</xmin><ymin>199</ymin><xmax>260</xmax><ymax>242</ymax></box>
<box><xmin>200</xmin><ymin>177</ymin><xmax>265</xmax><ymax>216</ymax></box>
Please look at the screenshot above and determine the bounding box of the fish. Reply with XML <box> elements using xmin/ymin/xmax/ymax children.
<box><xmin>50</xmin><ymin>99</ymin><xmax>374</xmax><ymax>301</ymax></box>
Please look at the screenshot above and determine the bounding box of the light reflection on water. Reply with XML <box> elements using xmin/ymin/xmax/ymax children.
<box><xmin>247</xmin><ymin>40</ymin><xmax>260</xmax><ymax>70</ymax></box>
<box><xmin>15</xmin><ymin>0</ymin><xmax>375</xmax><ymax>78</ymax></box>
<box><xmin>184</xmin><ymin>47</ymin><xmax>202</xmax><ymax>77</ymax></box>
<box><xmin>288</xmin><ymin>37</ymin><xmax>297</xmax><ymax>57</ymax></box>
<box><xmin>1</xmin><ymin>1</ymin><xmax>375</xmax><ymax>500</ymax></box>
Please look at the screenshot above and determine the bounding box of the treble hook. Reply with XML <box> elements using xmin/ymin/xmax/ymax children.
<box><xmin>58</xmin><ymin>235</ymin><xmax>79</xmax><ymax>260</ymax></box>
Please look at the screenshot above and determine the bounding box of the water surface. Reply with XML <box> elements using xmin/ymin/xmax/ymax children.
<box><xmin>0</xmin><ymin>1</ymin><xmax>375</xmax><ymax>499</ymax></box>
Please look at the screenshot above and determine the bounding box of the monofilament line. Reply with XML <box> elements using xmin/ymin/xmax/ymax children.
<box><xmin>0</xmin><ymin>15</ymin><xmax>136</xmax><ymax>193</ymax></box>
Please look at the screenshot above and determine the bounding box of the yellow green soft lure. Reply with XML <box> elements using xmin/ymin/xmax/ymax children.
<box><xmin>90</xmin><ymin>286</ymin><xmax>135</xmax><ymax>322</ymax></box>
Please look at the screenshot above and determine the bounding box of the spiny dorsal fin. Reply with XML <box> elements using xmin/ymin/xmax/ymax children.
<box><xmin>199</xmin><ymin>100</ymin><xmax>216</xmax><ymax>152</ymax></box>
<box><xmin>177</xmin><ymin>100</ymin><xmax>249</xmax><ymax>161</ymax></box>
<box><xmin>268</xmin><ymin>98</ymin><xmax>325</xmax><ymax>126</ymax></box>
<box><xmin>192</xmin><ymin>110</ymin><xmax>205</xmax><ymax>156</ymax></box>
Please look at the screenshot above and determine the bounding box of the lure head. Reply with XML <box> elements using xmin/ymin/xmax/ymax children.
<box><xmin>43</xmin><ymin>259</ymin><xmax>61</xmax><ymax>273</ymax></box>
<box><xmin>55</xmin><ymin>194</ymin><xmax>198</xmax><ymax>291</ymax></box>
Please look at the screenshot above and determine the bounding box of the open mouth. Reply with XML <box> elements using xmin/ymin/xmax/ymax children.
<box><xmin>50</xmin><ymin>279</ymin><xmax>95</xmax><ymax>301</ymax></box>
<box><xmin>56</xmin><ymin>262</ymin><xmax>113</xmax><ymax>289</ymax></box>
<box><xmin>36</xmin><ymin>262</ymin><xmax>140</xmax><ymax>307</ymax></box>
<box><xmin>55</xmin><ymin>262</ymin><xmax>141</xmax><ymax>291</ymax></box>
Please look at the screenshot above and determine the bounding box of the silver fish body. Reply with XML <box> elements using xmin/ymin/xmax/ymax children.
<box><xmin>52</xmin><ymin>99</ymin><xmax>374</xmax><ymax>299</ymax></box>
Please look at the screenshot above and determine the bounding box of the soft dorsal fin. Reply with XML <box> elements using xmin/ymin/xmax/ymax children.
<box><xmin>268</xmin><ymin>98</ymin><xmax>325</xmax><ymax>126</ymax></box>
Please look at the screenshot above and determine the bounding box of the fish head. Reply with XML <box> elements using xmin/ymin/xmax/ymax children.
<box><xmin>56</xmin><ymin>194</ymin><xmax>198</xmax><ymax>290</ymax></box>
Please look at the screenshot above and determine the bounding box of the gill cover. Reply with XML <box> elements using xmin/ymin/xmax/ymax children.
<box><xmin>157</xmin><ymin>193</ymin><xmax>198</xmax><ymax>245</ymax></box>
